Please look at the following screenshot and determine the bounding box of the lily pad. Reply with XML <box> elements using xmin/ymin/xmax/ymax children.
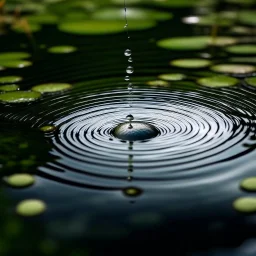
<box><xmin>245</xmin><ymin>77</ymin><xmax>256</xmax><ymax>87</ymax></box>
<box><xmin>211</xmin><ymin>64</ymin><xmax>256</xmax><ymax>74</ymax></box>
<box><xmin>0</xmin><ymin>52</ymin><xmax>30</xmax><ymax>60</ymax></box>
<box><xmin>4</xmin><ymin>174</ymin><xmax>35</xmax><ymax>188</ymax></box>
<box><xmin>150</xmin><ymin>0</ymin><xmax>200</xmax><ymax>8</ymax></box>
<box><xmin>157</xmin><ymin>36</ymin><xmax>236</xmax><ymax>51</ymax></box>
<box><xmin>197</xmin><ymin>75</ymin><xmax>238</xmax><ymax>87</ymax></box>
<box><xmin>225</xmin><ymin>44</ymin><xmax>256</xmax><ymax>55</ymax></box>
<box><xmin>48</xmin><ymin>45</ymin><xmax>77</xmax><ymax>54</ymax></box>
<box><xmin>241</xmin><ymin>177</ymin><xmax>256</xmax><ymax>191</ymax></box>
<box><xmin>238</xmin><ymin>11</ymin><xmax>256</xmax><ymax>26</ymax></box>
<box><xmin>40</xmin><ymin>125</ymin><xmax>57</xmax><ymax>132</ymax></box>
<box><xmin>171</xmin><ymin>59</ymin><xmax>212</xmax><ymax>69</ymax></box>
<box><xmin>92</xmin><ymin>7</ymin><xmax>172</xmax><ymax>21</ymax></box>
<box><xmin>27</xmin><ymin>13</ymin><xmax>59</xmax><ymax>24</ymax></box>
<box><xmin>16</xmin><ymin>199</ymin><xmax>46</xmax><ymax>216</ymax></box>
<box><xmin>12</xmin><ymin>22</ymin><xmax>42</xmax><ymax>33</ymax></box>
<box><xmin>146</xmin><ymin>80</ymin><xmax>169</xmax><ymax>87</ymax></box>
<box><xmin>158</xmin><ymin>73</ymin><xmax>186</xmax><ymax>81</ymax></box>
<box><xmin>233</xmin><ymin>197</ymin><xmax>256</xmax><ymax>213</ymax></box>
<box><xmin>58</xmin><ymin>20</ymin><xmax>156</xmax><ymax>35</ymax></box>
<box><xmin>0</xmin><ymin>60</ymin><xmax>32</xmax><ymax>68</ymax></box>
<box><xmin>0</xmin><ymin>76</ymin><xmax>22</xmax><ymax>83</ymax></box>
<box><xmin>32</xmin><ymin>83</ymin><xmax>72</xmax><ymax>93</ymax></box>
<box><xmin>0</xmin><ymin>84</ymin><xmax>19</xmax><ymax>91</ymax></box>
<box><xmin>0</xmin><ymin>91</ymin><xmax>41</xmax><ymax>103</ymax></box>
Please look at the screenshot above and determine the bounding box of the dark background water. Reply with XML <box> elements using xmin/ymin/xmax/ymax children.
<box><xmin>0</xmin><ymin>1</ymin><xmax>256</xmax><ymax>255</ymax></box>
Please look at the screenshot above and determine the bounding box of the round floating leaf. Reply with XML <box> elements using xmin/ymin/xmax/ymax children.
<box><xmin>0</xmin><ymin>60</ymin><xmax>32</xmax><ymax>68</ymax></box>
<box><xmin>211</xmin><ymin>64</ymin><xmax>256</xmax><ymax>74</ymax></box>
<box><xmin>92</xmin><ymin>7</ymin><xmax>172</xmax><ymax>21</ymax></box>
<box><xmin>146</xmin><ymin>80</ymin><xmax>169</xmax><ymax>87</ymax></box>
<box><xmin>48</xmin><ymin>45</ymin><xmax>77</xmax><ymax>54</ymax></box>
<box><xmin>0</xmin><ymin>76</ymin><xmax>22</xmax><ymax>83</ymax></box>
<box><xmin>241</xmin><ymin>177</ymin><xmax>256</xmax><ymax>191</ymax></box>
<box><xmin>225</xmin><ymin>44</ymin><xmax>256</xmax><ymax>55</ymax></box>
<box><xmin>245</xmin><ymin>77</ymin><xmax>256</xmax><ymax>87</ymax></box>
<box><xmin>12</xmin><ymin>22</ymin><xmax>42</xmax><ymax>33</ymax></box>
<box><xmin>16</xmin><ymin>199</ymin><xmax>46</xmax><ymax>216</ymax></box>
<box><xmin>4</xmin><ymin>174</ymin><xmax>35</xmax><ymax>188</ymax></box>
<box><xmin>157</xmin><ymin>36</ymin><xmax>236</xmax><ymax>51</ymax></box>
<box><xmin>32</xmin><ymin>83</ymin><xmax>72</xmax><ymax>93</ymax></box>
<box><xmin>0</xmin><ymin>91</ymin><xmax>41</xmax><ymax>103</ymax></box>
<box><xmin>195</xmin><ymin>15</ymin><xmax>233</xmax><ymax>27</ymax></box>
<box><xmin>158</xmin><ymin>73</ymin><xmax>186</xmax><ymax>81</ymax></box>
<box><xmin>27</xmin><ymin>13</ymin><xmax>59</xmax><ymax>24</ymax></box>
<box><xmin>229</xmin><ymin>57</ymin><xmax>256</xmax><ymax>64</ymax></box>
<box><xmin>58</xmin><ymin>20</ymin><xmax>155</xmax><ymax>35</ymax></box>
<box><xmin>0</xmin><ymin>84</ymin><xmax>19</xmax><ymax>91</ymax></box>
<box><xmin>197</xmin><ymin>75</ymin><xmax>238</xmax><ymax>87</ymax></box>
<box><xmin>0</xmin><ymin>52</ymin><xmax>30</xmax><ymax>60</ymax></box>
<box><xmin>40</xmin><ymin>125</ymin><xmax>56</xmax><ymax>132</ymax></box>
<box><xmin>171</xmin><ymin>59</ymin><xmax>211</xmax><ymax>69</ymax></box>
<box><xmin>238</xmin><ymin>11</ymin><xmax>256</xmax><ymax>26</ymax></box>
<box><xmin>233</xmin><ymin>197</ymin><xmax>256</xmax><ymax>213</ymax></box>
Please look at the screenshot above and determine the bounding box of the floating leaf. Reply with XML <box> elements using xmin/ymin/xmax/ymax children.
<box><xmin>32</xmin><ymin>83</ymin><xmax>72</xmax><ymax>93</ymax></box>
<box><xmin>48</xmin><ymin>45</ymin><xmax>77</xmax><ymax>54</ymax></box>
<box><xmin>158</xmin><ymin>73</ymin><xmax>186</xmax><ymax>81</ymax></box>
<box><xmin>211</xmin><ymin>64</ymin><xmax>256</xmax><ymax>74</ymax></box>
<box><xmin>0</xmin><ymin>60</ymin><xmax>32</xmax><ymax>68</ymax></box>
<box><xmin>0</xmin><ymin>91</ymin><xmax>41</xmax><ymax>103</ymax></box>
<box><xmin>40</xmin><ymin>125</ymin><xmax>56</xmax><ymax>132</ymax></box>
<box><xmin>197</xmin><ymin>75</ymin><xmax>238</xmax><ymax>87</ymax></box>
<box><xmin>146</xmin><ymin>80</ymin><xmax>169</xmax><ymax>87</ymax></box>
<box><xmin>0</xmin><ymin>84</ymin><xmax>19</xmax><ymax>91</ymax></box>
<box><xmin>171</xmin><ymin>59</ymin><xmax>212</xmax><ymax>68</ymax></box>
<box><xmin>241</xmin><ymin>177</ymin><xmax>256</xmax><ymax>191</ymax></box>
<box><xmin>245</xmin><ymin>77</ymin><xmax>256</xmax><ymax>87</ymax></box>
<box><xmin>233</xmin><ymin>197</ymin><xmax>256</xmax><ymax>213</ymax></box>
<box><xmin>4</xmin><ymin>174</ymin><xmax>35</xmax><ymax>188</ymax></box>
<box><xmin>238</xmin><ymin>11</ymin><xmax>256</xmax><ymax>26</ymax></box>
<box><xmin>225</xmin><ymin>44</ymin><xmax>256</xmax><ymax>55</ymax></box>
<box><xmin>16</xmin><ymin>199</ymin><xmax>46</xmax><ymax>216</ymax></box>
<box><xmin>27</xmin><ymin>13</ymin><xmax>59</xmax><ymax>24</ymax></box>
<box><xmin>0</xmin><ymin>76</ymin><xmax>22</xmax><ymax>83</ymax></box>
<box><xmin>0</xmin><ymin>52</ymin><xmax>30</xmax><ymax>60</ymax></box>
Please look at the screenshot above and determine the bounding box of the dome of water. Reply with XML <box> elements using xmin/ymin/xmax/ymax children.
<box><xmin>112</xmin><ymin>121</ymin><xmax>159</xmax><ymax>141</ymax></box>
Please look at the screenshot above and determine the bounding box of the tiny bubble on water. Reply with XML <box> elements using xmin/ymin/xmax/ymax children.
<box><xmin>124</xmin><ymin>49</ymin><xmax>131</xmax><ymax>56</ymax></box>
<box><xmin>126</xmin><ymin>66</ymin><xmax>134</xmax><ymax>74</ymax></box>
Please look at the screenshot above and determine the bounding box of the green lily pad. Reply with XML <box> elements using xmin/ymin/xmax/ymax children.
<box><xmin>4</xmin><ymin>174</ymin><xmax>35</xmax><ymax>188</ymax></box>
<box><xmin>157</xmin><ymin>36</ymin><xmax>236</xmax><ymax>51</ymax></box>
<box><xmin>197</xmin><ymin>75</ymin><xmax>238</xmax><ymax>87</ymax></box>
<box><xmin>233</xmin><ymin>197</ymin><xmax>256</xmax><ymax>213</ymax></box>
<box><xmin>229</xmin><ymin>57</ymin><xmax>256</xmax><ymax>64</ymax></box>
<box><xmin>27</xmin><ymin>13</ymin><xmax>59</xmax><ymax>24</ymax></box>
<box><xmin>92</xmin><ymin>7</ymin><xmax>172</xmax><ymax>21</ymax></box>
<box><xmin>240</xmin><ymin>177</ymin><xmax>256</xmax><ymax>191</ymax></box>
<box><xmin>0</xmin><ymin>52</ymin><xmax>30</xmax><ymax>60</ymax></box>
<box><xmin>211</xmin><ymin>64</ymin><xmax>256</xmax><ymax>74</ymax></box>
<box><xmin>158</xmin><ymin>73</ymin><xmax>186</xmax><ymax>81</ymax></box>
<box><xmin>150</xmin><ymin>0</ymin><xmax>200</xmax><ymax>8</ymax></box>
<box><xmin>245</xmin><ymin>77</ymin><xmax>256</xmax><ymax>87</ymax></box>
<box><xmin>238</xmin><ymin>11</ymin><xmax>256</xmax><ymax>26</ymax></box>
<box><xmin>123</xmin><ymin>187</ymin><xmax>142</xmax><ymax>197</ymax></box>
<box><xmin>40</xmin><ymin>125</ymin><xmax>56</xmax><ymax>132</ymax></box>
<box><xmin>0</xmin><ymin>76</ymin><xmax>22</xmax><ymax>83</ymax></box>
<box><xmin>48</xmin><ymin>45</ymin><xmax>77</xmax><ymax>54</ymax></box>
<box><xmin>58</xmin><ymin>20</ymin><xmax>156</xmax><ymax>35</ymax></box>
<box><xmin>16</xmin><ymin>199</ymin><xmax>46</xmax><ymax>216</ymax></box>
<box><xmin>146</xmin><ymin>80</ymin><xmax>169</xmax><ymax>87</ymax></box>
<box><xmin>0</xmin><ymin>60</ymin><xmax>32</xmax><ymax>68</ymax></box>
<box><xmin>0</xmin><ymin>91</ymin><xmax>41</xmax><ymax>103</ymax></box>
<box><xmin>32</xmin><ymin>83</ymin><xmax>72</xmax><ymax>93</ymax></box>
<box><xmin>0</xmin><ymin>84</ymin><xmax>19</xmax><ymax>91</ymax></box>
<box><xmin>225</xmin><ymin>44</ymin><xmax>256</xmax><ymax>55</ymax></box>
<box><xmin>171</xmin><ymin>59</ymin><xmax>212</xmax><ymax>69</ymax></box>
<box><xmin>195</xmin><ymin>15</ymin><xmax>233</xmax><ymax>27</ymax></box>
<box><xmin>12</xmin><ymin>23</ymin><xmax>42</xmax><ymax>33</ymax></box>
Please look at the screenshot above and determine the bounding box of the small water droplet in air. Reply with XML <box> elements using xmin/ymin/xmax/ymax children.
<box><xmin>124</xmin><ymin>24</ymin><xmax>128</xmax><ymax>29</ymax></box>
<box><xmin>126</xmin><ymin>66</ymin><xmax>134</xmax><ymax>74</ymax></box>
<box><xmin>124</xmin><ymin>76</ymin><xmax>130</xmax><ymax>81</ymax></box>
<box><xmin>124</xmin><ymin>49</ymin><xmax>131</xmax><ymax>56</ymax></box>
<box><xmin>126</xmin><ymin>114</ymin><xmax>134</xmax><ymax>121</ymax></box>
<box><xmin>128</xmin><ymin>57</ymin><xmax>133</xmax><ymax>62</ymax></box>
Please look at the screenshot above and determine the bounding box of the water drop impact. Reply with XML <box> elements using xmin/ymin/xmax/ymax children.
<box><xmin>124</xmin><ymin>49</ymin><xmax>131</xmax><ymax>56</ymax></box>
<box><xmin>128</xmin><ymin>83</ymin><xmax>133</xmax><ymax>90</ymax></box>
<box><xmin>126</xmin><ymin>114</ymin><xmax>134</xmax><ymax>121</ymax></box>
<box><xmin>126</xmin><ymin>66</ymin><xmax>134</xmax><ymax>74</ymax></box>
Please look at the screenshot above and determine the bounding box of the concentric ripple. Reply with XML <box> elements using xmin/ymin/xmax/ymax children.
<box><xmin>15</xmin><ymin>83</ymin><xmax>255</xmax><ymax>190</ymax></box>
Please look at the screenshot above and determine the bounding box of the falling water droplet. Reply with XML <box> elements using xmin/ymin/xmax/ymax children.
<box><xmin>126</xmin><ymin>114</ymin><xmax>134</xmax><ymax>121</ymax></box>
<box><xmin>128</xmin><ymin>83</ymin><xmax>133</xmax><ymax>90</ymax></box>
<box><xmin>126</xmin><ymin>66</ymin><xmax>134</xmax><ymax>74</ymax></box>
<box><xmin>128</xmin><ymin>57</ymin><xmax>133</xmax><ymax>62</ymax></box>
<box><xmin>124</xmin><ymin>24</ymin><xmax>128</xmax><ymax>29</ymax></box>
<box><xmin>124</xmin><ymin>76</ymin><xmax>130</xmax><ymax>81</ymax></box>
<box><xmin>124</xmin><ymin>49</ymin><xmax>131</xmax><ymax>56</ymax></box>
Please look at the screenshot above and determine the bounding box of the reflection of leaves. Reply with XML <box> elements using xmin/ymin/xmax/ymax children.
<box><xmin>0</xmin><ymin>125</ymin><xmax>51</xmax><ymax>176</ymax></box>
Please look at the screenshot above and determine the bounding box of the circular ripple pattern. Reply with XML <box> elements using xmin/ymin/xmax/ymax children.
<box><xmin>2</xmin><ymin>83</ymin><xmax>256</xmax><ymax>190</ymax></box>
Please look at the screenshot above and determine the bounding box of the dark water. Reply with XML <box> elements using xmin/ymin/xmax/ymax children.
<box><xmin>1</xmin><ymin>2</ymin><xmax>256</xmax><ymax>256</ymax></box>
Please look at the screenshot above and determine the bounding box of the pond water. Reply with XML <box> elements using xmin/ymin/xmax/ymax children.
<box><xmin>0</xmin><ymin>0</ymin><xmax>256</xmax><ymax>255</ymax></box>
